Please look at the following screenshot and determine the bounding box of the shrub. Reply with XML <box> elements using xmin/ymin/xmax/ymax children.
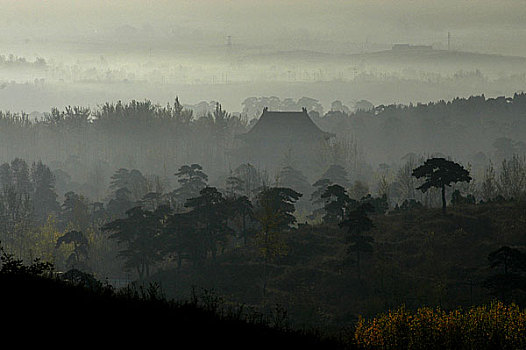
<box><xmin>354</xmin><ymin>302</ymin><xmax>526</xmax><ymax>349</ymax></box>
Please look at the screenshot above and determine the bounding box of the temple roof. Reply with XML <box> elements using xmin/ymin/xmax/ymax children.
<box><xmin>237</xmin><ymin>107</ymin><xmax>334</xmax><ymax>143</ymax></box>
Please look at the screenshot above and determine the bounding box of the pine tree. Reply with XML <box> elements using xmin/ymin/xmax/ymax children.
<box><xmin>321</xmin><ymin>184</ymin><xmax>356</xmax><ymax>224</ymax></box>
<box><xmin>172</xmin><ymin>164</ymin><xmax>208</xmax><ymax>206</ymax></box>
<box><xmin>321</xmin><ymin>164</ymin><xmax>350</xmax><ymax>188</ymax></box>
<box><xmin>276</xmin><ymin>166</ymin><xmax>311</xmax><ymax>198</ymax></box>
<box><xmin>339</xmin><ymin>203</ymin><xmax>375</xmax><ymax>280</ymax></box>
<box><xmin>412</xmin><ymin>158</ymin><xmax>472</xmax><ymax>214</ymax></box>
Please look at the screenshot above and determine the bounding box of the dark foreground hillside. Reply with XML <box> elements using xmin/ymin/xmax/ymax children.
<box><xmin>0</xmin><ymin>271</ymin><xmax>346</xmax><ymax>349</ymax></box>
<box><xmin>2</xmin><ymin>259</ymin><xmax>525</xmax><ymax>349</ymax></box>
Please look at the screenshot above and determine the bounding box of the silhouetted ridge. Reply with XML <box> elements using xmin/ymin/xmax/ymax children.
<box><xmin>0</xmin><ymin>272</ymin><xmax>345</xmax><ymax>348</ymax></box>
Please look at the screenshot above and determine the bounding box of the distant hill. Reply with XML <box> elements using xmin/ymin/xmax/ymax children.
<box><xmin>241</xmin><ymin>48</ymin><xmax>526</xmax><ymax>73</ymax></box>
<box><xmin>350</xmin><ymin>48</ymin><xmax>526</xmax><ymax>69</ymax></box>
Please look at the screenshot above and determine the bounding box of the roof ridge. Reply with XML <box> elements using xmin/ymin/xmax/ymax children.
<box><xmin>237</xmin><ymin>107</ymin><xmax>334</xmax><ymax>142</ymax></box>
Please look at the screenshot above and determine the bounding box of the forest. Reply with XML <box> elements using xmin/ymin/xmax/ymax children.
<box><xmin>2</xmin><ymin>1</ymin><xmax>526</xmax><ymax>348</ymax></box>
<box><xmin>0</xmin><ymin>90</ymin><xmax>525</xmax><ymax>348</ymax></box>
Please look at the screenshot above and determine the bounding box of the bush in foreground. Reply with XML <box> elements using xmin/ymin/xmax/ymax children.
<box><xmin>353</xmin><ymin>302</ymin><xmax>526</xmax><ymax>349</ymax></box>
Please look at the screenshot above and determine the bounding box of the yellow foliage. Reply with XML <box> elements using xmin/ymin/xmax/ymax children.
<box><xmin>32</xmin><ymin>214</ymin><xmax>62</xmax><ymax>263</ymax></box>
<box><xmin>354</xmin><ymin>302</ymin><xmax>526</xmax><ymax>349</ymax></box>
<box><xmin>254</xmin><ymin>200</ymin><xmax>289</xmax><ymax>261</ymax></box>
<box><xmin>255</xmin><ymin>229</ymin><xmax>288</xmax><ymax>260</ymax></box>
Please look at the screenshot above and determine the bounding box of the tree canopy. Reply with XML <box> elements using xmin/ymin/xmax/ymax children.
<box><xmin>412</xmin><ymin>157</ymin><xmax>472</xmax><ymax>214</ymax></box>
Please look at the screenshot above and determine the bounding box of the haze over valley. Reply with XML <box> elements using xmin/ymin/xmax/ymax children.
<box><xmin>1</xmin><ymin>1</ymin><xmax>526</xmax><ymax>347</ymax></box>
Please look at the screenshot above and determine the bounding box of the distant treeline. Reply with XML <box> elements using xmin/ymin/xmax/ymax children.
<box><xmin>315</xmin><ymin>92</ymin><xmax>526</xmax><ymax>166</ymax></box>
<box><xmin>0</xmin><ymin>54</ymin><xmax>47</xmax><ymax>68</ymax></box>
<box><xmin>0</xmin><ymin>98</ymin><xmax>248</xmax><ymax>198</ymax></box>
<box><xmin>0</xmin><ymin>93</ymin><xmax>524</xmax><ymax>203</ymax></box>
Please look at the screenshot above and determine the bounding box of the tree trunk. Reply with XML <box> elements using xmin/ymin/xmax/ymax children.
<box><xmin>441</xmin><ymin>185</ymin><xmax>447</xmax><ymax>215</ymax></box>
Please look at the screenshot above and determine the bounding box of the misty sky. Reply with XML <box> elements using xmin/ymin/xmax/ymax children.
<box><xmin>1</xmin><ymin>0</ymin><xmax>526</xmax><ymax>56</ymax></box>
<box><xmin>1</xmin><ymin>0</ymin><xmax>526</xmax><ymax>114</ymax></box>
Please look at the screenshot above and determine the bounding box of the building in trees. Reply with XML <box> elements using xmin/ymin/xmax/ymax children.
<box><xmin>236</xmin><ymin>108</ymin><xmax>334</xmax><ymax>175</ymax></box>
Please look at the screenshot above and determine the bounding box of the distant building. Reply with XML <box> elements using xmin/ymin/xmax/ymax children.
<box><xmin>235</xmin><ymin>107</ymin><xmax>334</xmax><ymax>172</ymax></box>
<box><xmin>238</xmin><ymin>107</ymin><xmax>333</xmax><ymax>144</ymax></box>
<box><xmin>392</xmin><ymin>44</ymin><xmax>433</xmax><ymax>51</ymax></box>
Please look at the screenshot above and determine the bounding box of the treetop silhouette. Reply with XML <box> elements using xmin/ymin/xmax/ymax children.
<box><xmin>412</xmin><ymin>157</ymin><xmax>472</xmax><ymax>214</ymax></box>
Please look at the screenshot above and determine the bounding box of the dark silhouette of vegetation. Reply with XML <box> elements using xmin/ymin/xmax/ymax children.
<box><xmin>0</xmin><ymin>243</ymin><xmax>345</xmax><ymax>348</ymax></box>
<box><xmin>255</xmin><ymin>187</ymin><xmax>301</xmax><ymax>298</ymax></box>
<box><xmin>309</xmin><ymin>178</ymin><xmax>333</xmax><ymax>220</ymax></box>
<box><xmin>392</xmin><ymin>198</ymin><xmax>424</xmax><ymax>213</ymax></box>
<box><xmin>322</xmin><ymin>184</ymin><xmax>356</xmax><ymax>224</ymax></box>
<box><xmin>0</xmin><ymin>243</ymin><xmax>53</xmax><ymax>276</ymax></box>
<box><xmin>1</xmin><ymin>153</ymin><xmax>522</xmax><ymax>325</ymax></box>
<box><xmin>412</xmin><ymin>158</ymin><xmax>472</xmax><ymax>214</ymax></box>
<box><xmin>360</xmin><ymin>194</ymin><xmax>389</xmax><ymax>215</ymax></box>
<box><xmin>56</xmin><ymin>230</ymin><xmax>89</xmax><ymax>269</ymax></box>
<box><xmin>102</xmin><ymin>206</ymin><xmax>166</xmax><ymax>279</ymax></box>
<box><xmin>483</xmin><ymin>246</ymin><xmax>526</xmax><ymax>304</ymax></box>
<box><xmin>184</xmin><ymin>186</ymin><xmax>233</xmax><ymax>261</ymax></box>
<box><xmin>228</xmin><ymin>195</ymin><xmax>255</xmax><ymax>246</ymax></box>
<box><xmin>172</xmin><ymin>164</ymin><xmax>208</xmax><ymax>206</ymax></box>
<box><xmin>0</xmin><ymin>91</ymin><xmax>526</xmax><ymax>342</ymax></box>
<box><xmin>339</xmin><ymin>203</ymin><xmax>375</xmax><ymax>280</ymax></box>
<box><xmin>451</xmin><ymin>189</ymin><xmax>476</xmax><ymax>206</ymax></box>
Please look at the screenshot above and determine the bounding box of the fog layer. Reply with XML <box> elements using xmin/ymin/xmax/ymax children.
<box><xmin>1</xmin><ymin>0</ymin><xmax>526</xmax><ymax>113</ymax></box>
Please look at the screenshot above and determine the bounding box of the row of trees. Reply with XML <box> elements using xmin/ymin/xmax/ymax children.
<box><xmin>0</xmin><ymin>99</ymin><xmax>248</xmax><ymax>192</ymax></box>
<box><xmin>375</xmin><ymin>153</ymin><xmax>526</xmax><ymax>210</ymax></box>
<box><xmin>100</xmin><ymin>158</ymin><xmax>396</xmax><ymax>282</ymax></box>
<box><xmin>1</xmin><ymin>93</ymin><xmax>525</xmax><ymax>204</ymax></box>
<box><xmin>1</xmin><ymin>153</ymin><xmax>523</xmax><ymax>284</ymax></box>
<box><xmin>317</xmin><ymin>93</ymin><xmax>526</xmax><ymax>166</ymax></box>
<box><xmin>101</xmin><ymin>185</ymin><xmax>302</xmax><ymax>281</ymax></box>
<box><xmin>2</xmin><ymin>153</ymin><xmax>526</xmax><ymax>318</ymax></box>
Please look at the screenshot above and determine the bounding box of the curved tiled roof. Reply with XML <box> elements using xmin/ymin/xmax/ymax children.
<box><xmin>238</xmin><ymin>107</ymin><xmax>334</xmax><ymax>143</ymax></box>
